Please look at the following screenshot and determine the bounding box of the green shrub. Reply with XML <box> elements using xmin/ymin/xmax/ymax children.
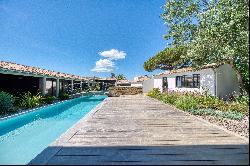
<box><xmin>19</xmin><ymin>92</ymin><xmax>43</xmax><ymax>109</ymax></box>
<box><xmin>0</xmin><ymin>91</ymin><xmax>15</xmax><ymax>114</ymax></box>
<box><xmin>187</xmin><ymin>109</ymin><xmax>245</xmax><ymax>121</ymax></box>
<box><xmin>147</xmin><ymin>90</ymin><xmax>249</xmax><ymax>116</ymax></box>
<box><xmin>197</xmin><ymin>95</ymin><xmax>225</xmax><ymax>109</ymax></box>
<box><xmin>58</xmin><ymin>92</ymin><xmax>70</xmax><ymax>100</ymax></box>
<box><xmin>147</xmin><ymin>88</ymin><xmax>161</xmax><ymax>99</ymax></box>
<box><xmin>234</xmin><ymin>95</ymin><xmax>249</xmax><ymax>105</ymax></box>
<box><xmin>161</xmin><ymin>93</ymin><xmax>178</xmax><ymax>105</ymax></box>
<box><xmin>174</xmin><ymin>95</ymin><xmax>199</xmax><ymax>111</ymax></box>
<box><xmin>222</xmin><ymin>102</ymin><xmax>249</xmax><ymax>115</ymax></box>
<box><xmin>42</xmin><ymin>95</ymin><xmax>56</xmax><ymax>104</ymax></box>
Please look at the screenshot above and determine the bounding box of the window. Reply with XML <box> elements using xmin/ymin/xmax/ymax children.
<box><xmin>175</xmin><ymin>74</ymin><xmax>200</xmax><ymax>88</ymax></box>
<box><xmin>193</xmin><ymin>74</ymin><xmax>200</xmax><ymax>88</ymax></box>
<box><xmin>184</xmin><ymin>75</ymin><xmax>193</xmax><ymax>88</ymax></box>
<box><xmin>176</xmin><ymin>76</ymin><xmax>182</xmax><ymax>87</ymax></box>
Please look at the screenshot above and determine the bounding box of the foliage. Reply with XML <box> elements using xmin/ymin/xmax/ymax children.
<box><xmin>0</xmin><ymin>91</ymin><xmax>15</xmax><ymax>114</ymax></box>
<box><xmin>116</xmin><ymin>74</ymin><xmax>127</xmax><ymax>80</ymax></box>
<box><xmin>187</xmin><ymin>109</ymin><xmax>245</xmax><ymax>121</ymax></box>
<box><xmin>111</xmin><ymin>73</ymin><xmax>116</xmax><ymax>78</ymax></box>
<box><xmin>174</xmin><ymin>95</ymin><xmax>199</xmax><ymax>111</ymax></box>
<box><xmin>187</xmin><ymin>0</ymin><xmax>249</xmax><ymax>91</ymax></box>
<box><xmin>161</xmin><ymin>0</ymin><xmax>208</xmax><ymax>45</ymax></box>
<box><xmin>94</xmin><ymin>83</ymin><xmax>101</xmax><ymax>91</ymax></box>
<box><xmin>196</xmin><ymin>95</ymin><xmax>225</xmax><ymax>110</ymax></box>
<box><xmin>42</xmin><ymin>95</ymin><xmax>56</xmax><ymax>104</ymax></box>
<box><xmin>89</xmin><ymin>83</ymin><xmax>101</xmax><ymax>91</ymax></box>
<box><xmin>58</xmin><ymin>92</ymin><xmax>70</xmax><ymax>100</ymax></box>
<box><xmin>84</xmin><ymin>87</ymin><xmax>90</xmax><ymax>92</ymax></box>
<box><xmin>145</xmin><ymin>0</ymin><xmax>249</xmax><ymax>92</ymax></box>
<box><xmin>144</xmin><ymin>46</ymin><xmax>189</xmax><ymax>71</ymax></box>
<box><xmin>161</xmin><ymin>93</ymin><xmax>179</xmax><ymax>105</ymax></box>
<box><xmin>147</xmin><ymin>88</ymin><xmax>162</xmax><ymax>98</ymax></box>
<box><xmin>147</xmin><ymin>89</ymin><xmax>249</xmax><ymax>116</ymax></box>
<box><xmin>18</xmin><ymin>92</ymin><xmax>43</xmax><ymax>109</ymax></box>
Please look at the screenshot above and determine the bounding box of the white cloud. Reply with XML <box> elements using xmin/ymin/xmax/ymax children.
<box><xmin>99</xmin><ymin>49</ymin><xmax>126</xmax><ymax>60</ymax></box>
<box><xmin>91</xmin><ymin>59</ymin><xmax>115</xmax><ymax>72</ymax></box>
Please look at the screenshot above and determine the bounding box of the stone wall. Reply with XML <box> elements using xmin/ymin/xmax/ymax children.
<box><xmin>108</xmin><ymin>86</ymin><xmax>143</xmax><ymax>96</ymax></box>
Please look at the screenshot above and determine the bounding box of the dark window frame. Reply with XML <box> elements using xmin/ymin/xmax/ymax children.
<box><xmin>176</xmin><ymin>76</ymin><xmax>182</xmax><ymax>88</ymax></box>
<box><xmin>175</xmin><ymin>74</ymin><xmax>200</xmax><ymax>88</ymax></box>
<box><xmin>193</xmin><ymin>74</ymin><xmax>200</xmax><ymax>88</ymax></box>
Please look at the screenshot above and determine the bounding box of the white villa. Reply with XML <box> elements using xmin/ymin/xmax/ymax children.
<box><xmin>143</xmin><ymin>63</ymin><xmax>241</xmax><ymax>99</ymax></box>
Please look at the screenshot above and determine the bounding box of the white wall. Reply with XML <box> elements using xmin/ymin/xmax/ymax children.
<box><xmin>215</xmin><ymin>64</ymin><xmax>240</xmax><ymax>99</ymax></box>
<box><xmin>159</xmin><ymin>68</ymin><xmax>216</xmax><ymax>95</ymax></box>
<box><xmin>131</xmin><ymin>82</ymin><xmax>143</xmax><ymax>87</ymax></box>
<box><xmin>143</xmin><ymin>64</ymin><xmax>241</xmax><ymax>98</ymax></box>
<box><xmin>142</xmin><ymin>78</ymin><xmax>154</xmax><ymax>93</ymax></box>
<box><xmin>154</xmin><ymin>78</ymin><xmax>163</xmax><ymax>92</ymax></box>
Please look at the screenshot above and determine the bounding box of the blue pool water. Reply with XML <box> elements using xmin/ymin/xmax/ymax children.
<box><xmin>0</xmin><ymin>95</ymin><xmax>106</xmax><ymax>165</ymax></box>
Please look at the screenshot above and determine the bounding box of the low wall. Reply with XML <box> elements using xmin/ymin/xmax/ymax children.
<box><xmin>108</xmin><ymin>86</ymin><xmax>143</xmax><ymax>96</ymax></box>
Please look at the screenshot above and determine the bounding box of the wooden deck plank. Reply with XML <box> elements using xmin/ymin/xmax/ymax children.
<box><xmin>29</xmin><ymin>95</ymin><xmax>249</xmax><ymax>165</ymax></box>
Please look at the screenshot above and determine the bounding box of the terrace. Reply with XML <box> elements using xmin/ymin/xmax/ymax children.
<box><xmin>29</xmin><ymin>95</ymin><xmax>249</xmax><ymax>165</ymax></box>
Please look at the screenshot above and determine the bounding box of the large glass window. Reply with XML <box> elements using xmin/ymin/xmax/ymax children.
<box><xmin>193</xmin><ymin>74</ymin><xmax>200</xmax><ymax>88</ymax></box>
<box><xmin>175</xmin><ymin>74</ymin><xmax>200</xmax><ymax>88</ymax></box>
<box><xmin>176</xmin><ymin>76</ymin><xmax>182</xmax><ymax>87</ymax></box>
<box><xmin>184</xmin><ymin>75</ymin><xmax>193</xmax><ymax>88</ymax></box>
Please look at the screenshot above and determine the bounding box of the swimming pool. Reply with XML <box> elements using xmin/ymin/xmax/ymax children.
<box><xmin>0</xmin><ymin>95</ymin><xmax>106</xmax><ymax>165</ymax></box>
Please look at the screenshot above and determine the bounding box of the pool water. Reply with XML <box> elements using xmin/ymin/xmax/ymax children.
<box><xmin>0</xmin><ymin>95</ymin><xmax>106</xmax><ymax>165</ymax></box>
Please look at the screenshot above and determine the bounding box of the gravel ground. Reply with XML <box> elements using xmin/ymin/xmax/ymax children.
<box><xmin>196</xmin><ymin>115</ymin><xmax>249</xmax><ymax>138</ymax></box>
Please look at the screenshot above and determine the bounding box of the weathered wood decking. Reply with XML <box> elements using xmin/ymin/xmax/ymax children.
<box><xmin>29</xmin><ymin>95</ymin><xmax>249</xmax><ymax>165</ymax></box>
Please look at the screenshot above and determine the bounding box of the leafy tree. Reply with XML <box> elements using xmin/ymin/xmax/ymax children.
<box><xmin>145</xmin><ymin>0</ymin><xmax>249</xmax><ymax>92</ymax></box>
<box><xmin>111</xmin><ymin>73</ymin><xmax>116</xmax><ymax>78</ymax></box>
<box><xmin>187</xmin><ymin>0</ymin><xmax>249</xmax><ymax>91</ymax></box>
<box><xmin>143</xmin><ymin>46</ymin><xmax>189</xmax><ymax>71</ymax></box>
<box><xmin>161</xmin><ymin>0</ymin><xmax>209</xmax><ymax>46</ymax></box>
<box><xmin>116</xmin><ymin>74</ymin><xmax>127</xmax><ymax>80</ymax></box>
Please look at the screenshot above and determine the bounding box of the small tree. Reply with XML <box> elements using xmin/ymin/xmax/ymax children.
<box><xmin>116</xmin><ymin>74</ymin><xmax>127</xmax><ymax>80</ymax></box>
<box><xmin>143</xmin><ymin>46</ymin><xmax>189</xmax><ymax>72</ymax></box>
<box><xmin>111</xmin><ymin>73</ymin><xmax>116</xmax><ymax>78</ymax></box>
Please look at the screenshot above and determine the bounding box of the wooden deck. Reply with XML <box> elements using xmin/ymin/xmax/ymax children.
<box><xmin>29</xmin><ymin>95</ymin><xmax>249</xmax><ymax>165</ymax></box>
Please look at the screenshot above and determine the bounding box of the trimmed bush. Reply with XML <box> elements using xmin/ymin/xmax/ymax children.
<box><xmin>0</xmin><ymin>91</ymin><xmax>15</xmax><ymax>114</ymax></box>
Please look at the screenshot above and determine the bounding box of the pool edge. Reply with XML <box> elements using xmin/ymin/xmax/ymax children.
<box><xmin>28</xmin><ymin>97</ymin><xmax>109</xmax><ymax>165</ymax></box>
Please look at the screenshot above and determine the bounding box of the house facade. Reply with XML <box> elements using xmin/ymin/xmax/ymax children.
<box><xmin>143</xmin><ymin>63</ymin><xmax>241</xmax><ymax>99</ymax></box>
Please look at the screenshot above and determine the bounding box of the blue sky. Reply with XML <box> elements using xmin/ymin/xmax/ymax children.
<box><xmin>0</xmin><ymin>0</ymin><xmax>168</xmax><ymax>80</ymax></box>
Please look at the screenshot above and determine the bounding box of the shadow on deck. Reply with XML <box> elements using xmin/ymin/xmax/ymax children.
<box><xmin>29</xmin><ymin>144</ymin><xmax>249</xmax><ymax>165</ymax></box>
